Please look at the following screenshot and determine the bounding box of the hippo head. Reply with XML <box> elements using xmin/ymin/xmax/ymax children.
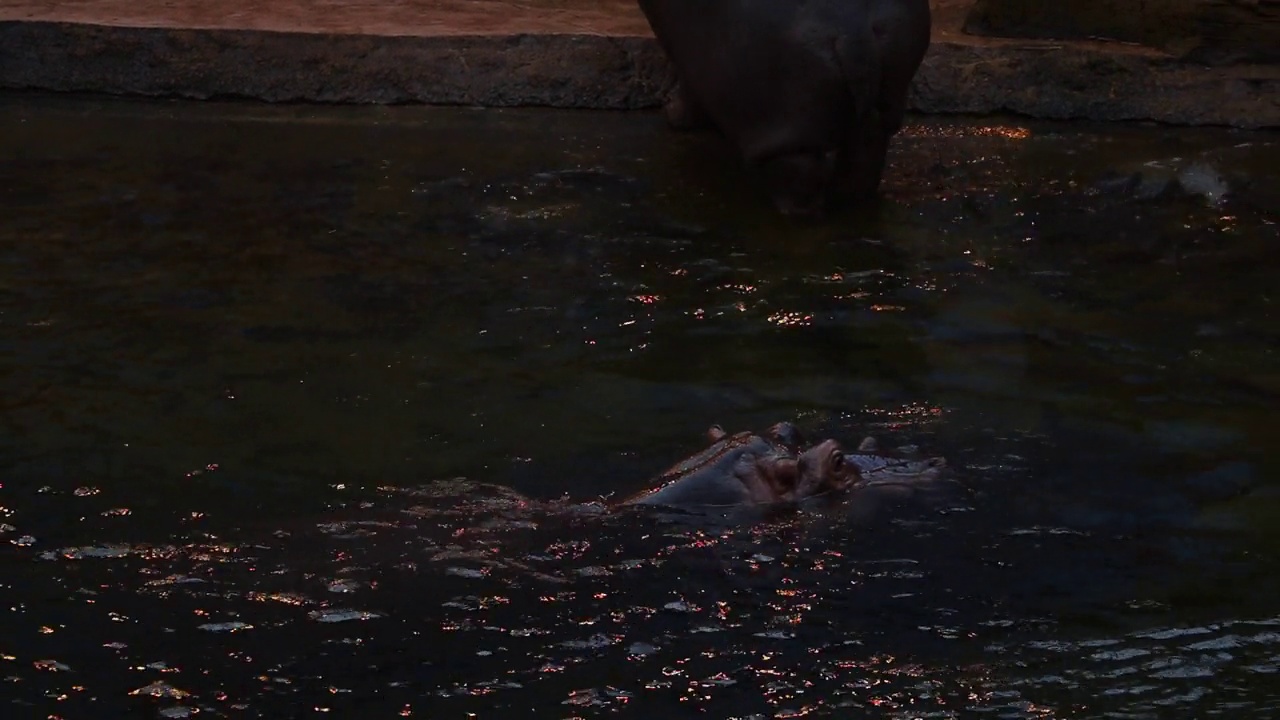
<box><xmin>792</xmin><ymin>439</ymin><xmax>861</xmax><ymax>499</ymax></box>
<box><xmin>759</xmin><ymin>150</ymin><xmax>839</xmax><ymax>219</ymax></box>
<box><xmin>750</xmin><ymin>453</ymin><xmax>801</xmax><ymax>504</ymax></box>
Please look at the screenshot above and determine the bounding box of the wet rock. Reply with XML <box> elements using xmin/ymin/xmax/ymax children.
<box><xmin>1177</xmin><ymin>162</ymin><xmax>1232</xmax><ymax>205</ymax></box>
<box><xmin>1093</xmin><ymin>160</ymin><xmax>1232</xmax><ymax>205</ymax></box>
<box><xmin>1093</xmin><ymin>170</ymin><xmax>1146</xmax><ymax>197</ymax></box>
<box><xmin>1</xmin><ymin>10</ymin><xmax>1277</xmax><ymax>127</ymax></box>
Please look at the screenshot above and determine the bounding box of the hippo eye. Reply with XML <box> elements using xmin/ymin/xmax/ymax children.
<box><xmin>831</xmin><ymin>452</ymin><xmax>845</xmax><ymax>471</ymax></box>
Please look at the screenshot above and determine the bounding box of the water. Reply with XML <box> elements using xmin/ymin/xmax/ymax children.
<box><xmin>0</xmin><ymin>94</ymin><xmax>1277</xmax><ymax>718</ymax></box>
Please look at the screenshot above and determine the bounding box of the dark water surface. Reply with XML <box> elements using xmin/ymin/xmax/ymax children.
<box><xmin>1</xmin><ymin>95</ymin><xmax>1277</xmax><ymax>718</ymax></box>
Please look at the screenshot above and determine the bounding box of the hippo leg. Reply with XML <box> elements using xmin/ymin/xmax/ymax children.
<box><xmin>843</xmin><ymin>21</ymin><xmax>924</xmax><ymax>201</ymax></box>
<box><xmin>663</xmin><ymin>80</ymin><xmax>713</xmax><ymax>131</ymax></box>
<box><xmin>846</xmin><ymin>130</ymin><xmax>889</xmax><ymax>200</ymax></box>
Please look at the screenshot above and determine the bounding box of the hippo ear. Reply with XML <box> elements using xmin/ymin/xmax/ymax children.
<box><xmin>857</xmin><ymin>436</ymin><xmax>879</xmax><ymax>453</ymax></box>
<box><xmin>707</xmin><ymin>425</ymin><xmax>727</xmax><ymax>442</ymax></box>
<box><xmin>768</xmin><ymin>422</ymin><xmax>804</xmax><ymax>450</ymax></box>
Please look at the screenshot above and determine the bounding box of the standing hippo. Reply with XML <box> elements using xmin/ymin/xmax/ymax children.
<box><xmin>637</xmin><ymin>0</ymin><xmax>932</xmax><ymax>217</ymax></box>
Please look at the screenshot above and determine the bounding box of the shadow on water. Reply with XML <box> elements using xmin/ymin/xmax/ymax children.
<box><xmin>0</xmin><ymin>94</ymin><xmax>1277</xmax><ymax>718</ymax></box>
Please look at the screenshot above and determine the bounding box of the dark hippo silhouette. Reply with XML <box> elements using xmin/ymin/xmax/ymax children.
<box><xmin>637</xmin><ymin>0</ymin><xmax>932</xmax><ymax>217</ymax></box>
<box><xmin>614</xmin><ymin>423</ymin><xmax>944</xmax><ymax>515</ymax></box>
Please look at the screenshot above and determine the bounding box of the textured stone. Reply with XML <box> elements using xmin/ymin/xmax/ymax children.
<box><xmin>911</xmin><ymin>38</ymin><xmax>1280</xmax><ymax>127</ymax></box>
<box><xmin>0</xmin><ymin>0</ymin><xmax>1278</xmax><ymax>128</ymax></box>
<box><xmin>964</xmin><ymin>0</ymin><xmax>1280</xmax><ymax>65</ymax></box>
<box><xmin>0</xmin><ymin>22</ymin><xmax>675</xmax><ymax>107</ymax></box>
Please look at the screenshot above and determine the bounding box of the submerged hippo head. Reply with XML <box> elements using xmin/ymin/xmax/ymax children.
<box><xmin>792</xmin><ymin>439</ymin><xmax>861</xmax><ymax>499</ymax></box>
<box><xmin>759</xmin><ymin>150</ymin><xmax>840</xmax><ymax>219</ymax></box>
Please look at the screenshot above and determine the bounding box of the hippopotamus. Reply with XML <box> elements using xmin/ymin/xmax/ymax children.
<box><xmin>614</xmin><ymin>422</ymin><xmax>894</xmax><ymax>511</ymax></box>
<box><xmin>637</xmin><ymin>0</ymin><xmax>932</xmax><ymax>217</ymax></box>
<box><xmin>797</xmin><ymin>435</ymin><xmax>958</xmax><ymax>525</ymax></box>
<box><xmin>615</xmin><ymin>422</ymin><xmax>813</xmax><ymax>509</ymax></box>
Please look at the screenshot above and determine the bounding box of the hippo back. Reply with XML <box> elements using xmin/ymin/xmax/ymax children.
<box><xmin>847</xmin><ymin>453</ymin><xmax>947</xmax><ymax>483</ymax></box>
<box><xmin>617</xmin><ymin>432</ymin><xmax>780</xmax><ymax>509</ymax></box>
<box><xmin>804</xmin><ymin>453</ymin><xmax>968</xmax><ymax>525</ymax></box>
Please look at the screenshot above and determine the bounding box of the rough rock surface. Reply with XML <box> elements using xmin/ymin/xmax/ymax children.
<box><xmin>0</xmin><ymin>0</ymin><xmax>1277</xmax><ymax>127</ymax></box>
<box><xmin>963</xmin><ymin>0</ymin><xmax>1280</xmax><ymax>66</ymax></box>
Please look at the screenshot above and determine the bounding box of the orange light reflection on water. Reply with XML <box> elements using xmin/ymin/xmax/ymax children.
<box><xmin>767</xmin><ymin>311</ymin><xmax>814</xmax><ymax>327</ymax></box>
<box><xmin>902</xmin><ymin>124</ymin><xmax>1032</xmax><ymax>140</ymax></box>
<box><xmin>863</xmin><ymin>402</ymin><xmax>946</xmax><ymax>430</ymax></box>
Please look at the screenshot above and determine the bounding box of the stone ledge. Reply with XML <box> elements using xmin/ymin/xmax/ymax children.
<box><xmin>1</xmin><ymin>14</ymin><xmax>1277</xmax><ymax>128</ymax></box>
<box><xmin>912</xmin><ymin>40</ymin><xmax>1279</xmax><ymax>128</ymax></box>
<box><xmin>0</xmin><ymin>22</ymin><xmax>674</xmax><ymax>108</ymax></box>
